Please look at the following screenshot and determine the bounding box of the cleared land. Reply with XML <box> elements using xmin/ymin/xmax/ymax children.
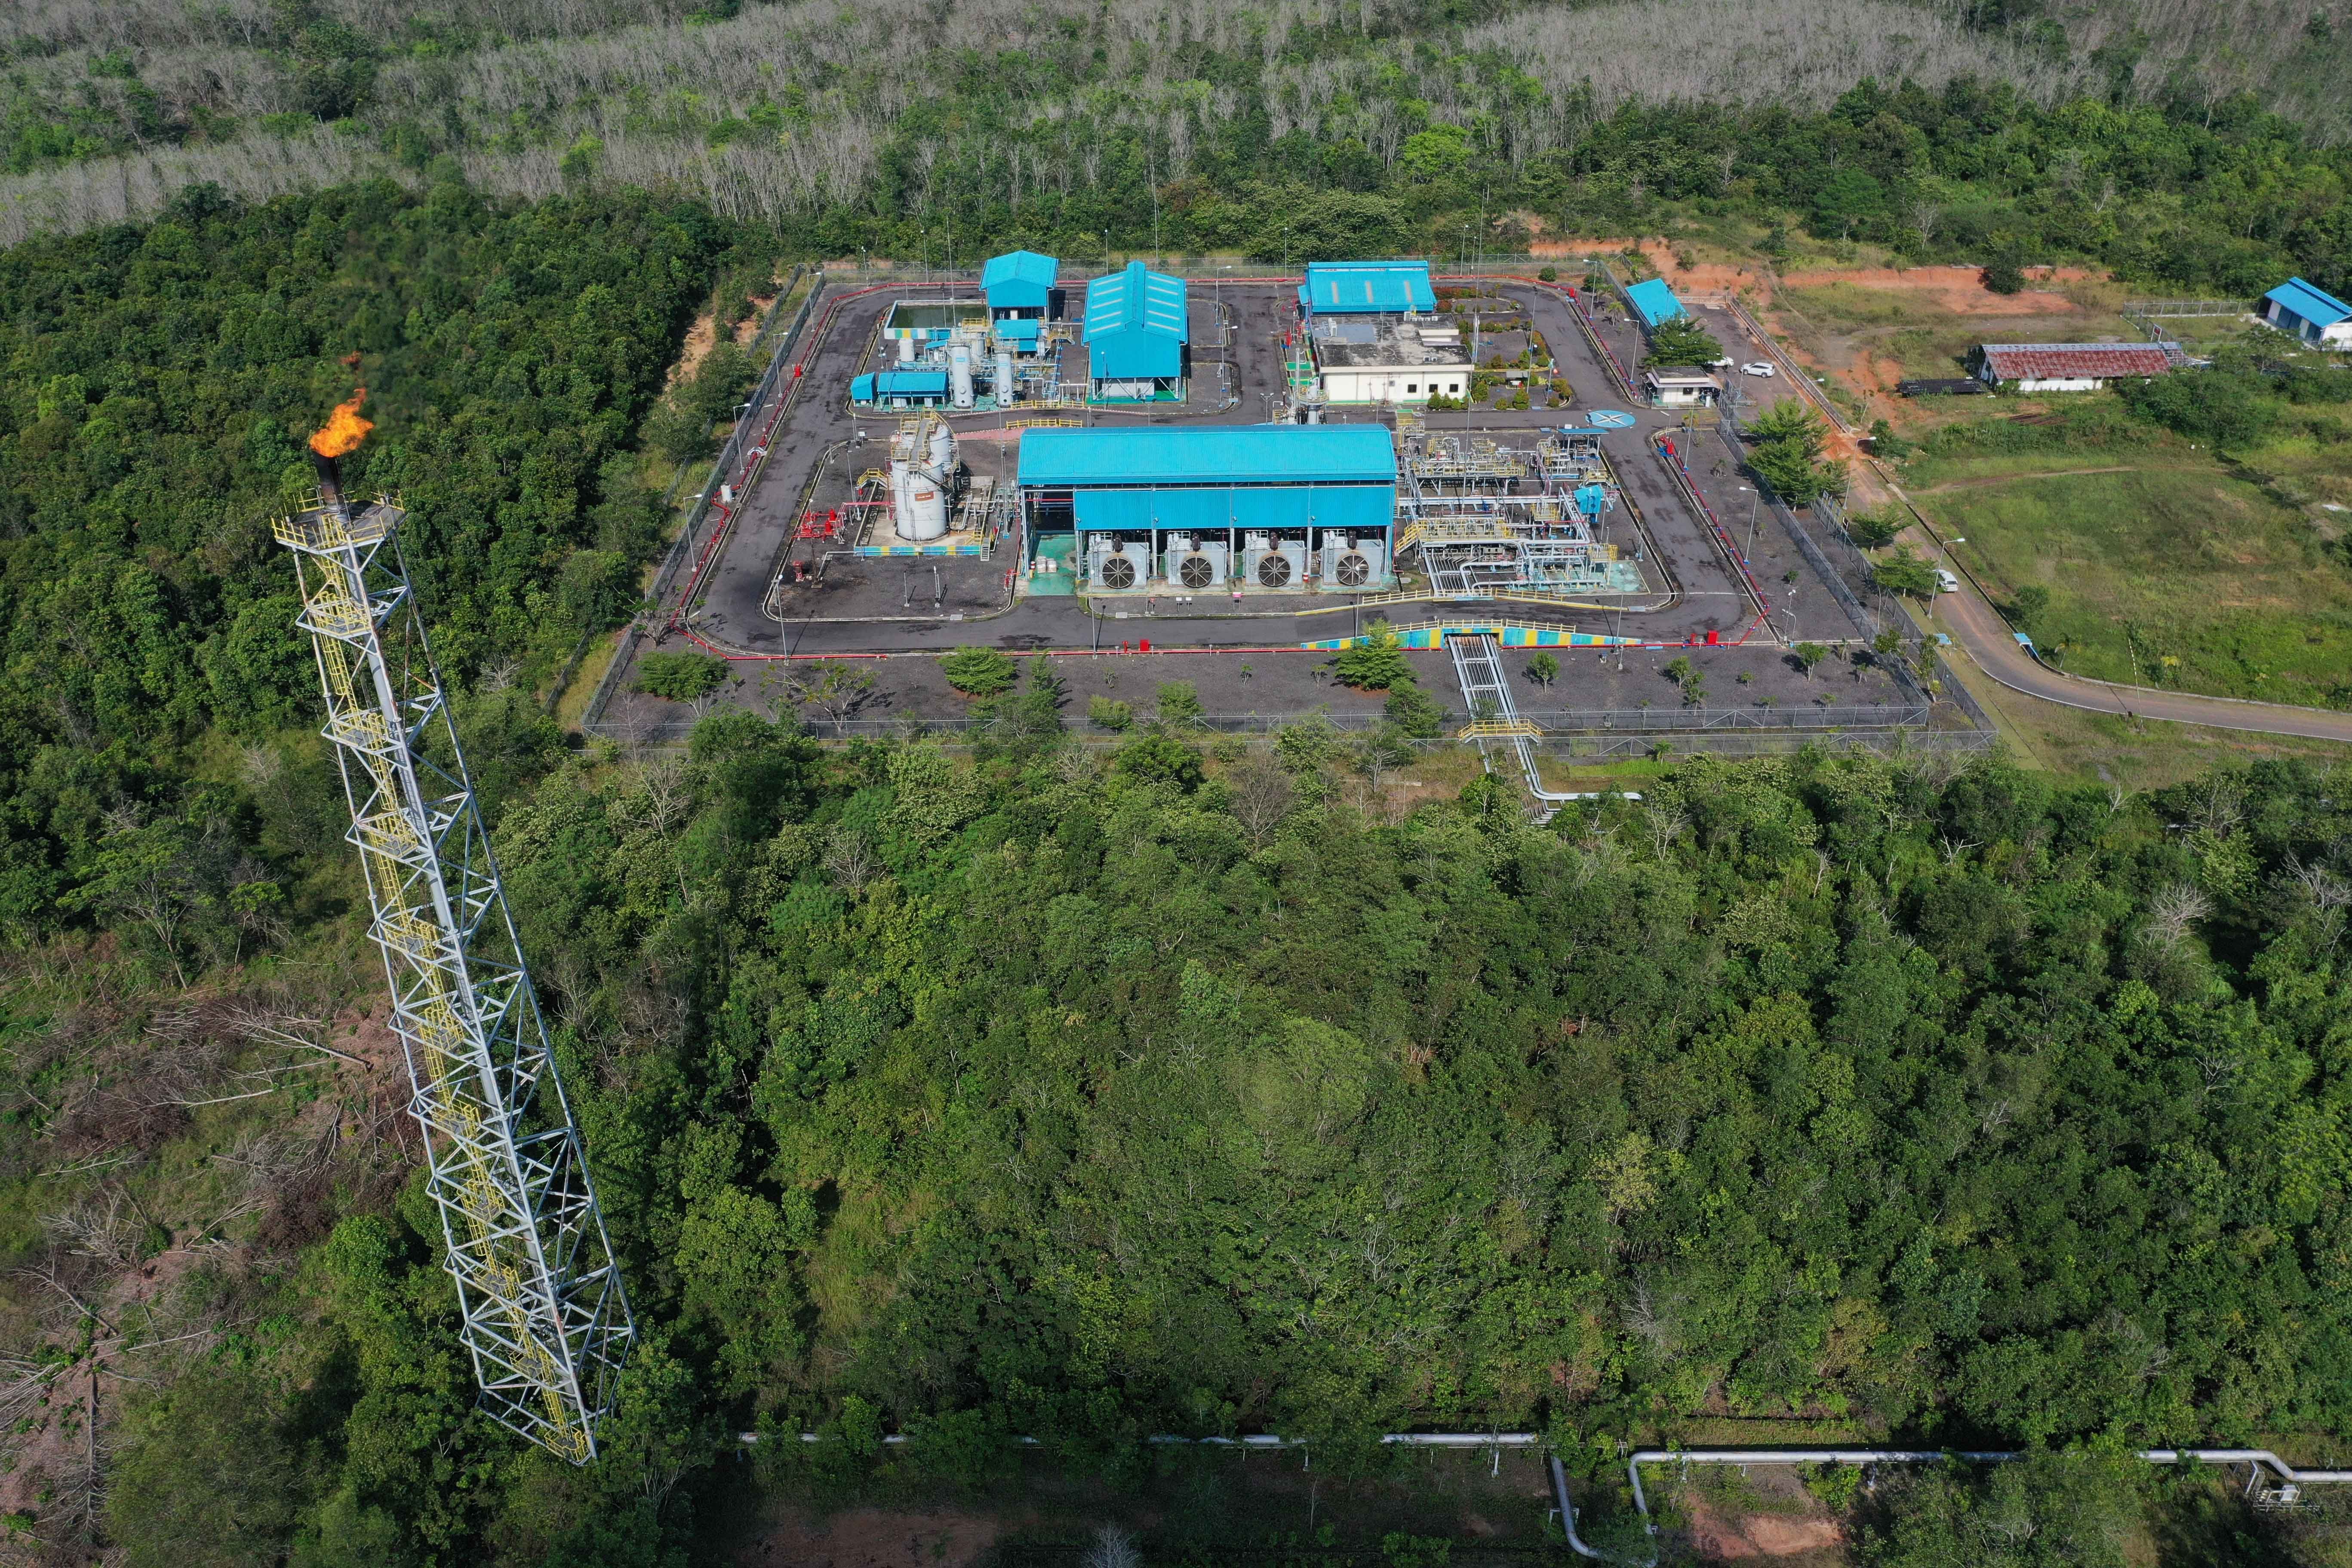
<box><xmin>1903</xmin><ymin>445</ymin><xmax>2352</xmax><ymax>708</ymax></box>
<box><xmin>1768</xmin><ymin>274</ymin><xmax>2144</xmax><ymax>412</ymax></box>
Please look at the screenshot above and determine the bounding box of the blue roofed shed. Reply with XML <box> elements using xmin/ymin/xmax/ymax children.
<box><xmin>2263</xmin><ymin>277</ymin><xmax>2352</xmax><ymax>347</ymax></box>
<box><xmin>1298</xmin><ymin>261</ymin><xmax>1437</xmax><ymax>315</ymax></box>
<box><xmin>1624</xmin><ymin>277</ymin><xmax>1688</xmax><ymax>329</ymax></box>
<box><xmin>981</xmin><ymin>250</ymin><xmax>1058</xmax><ymax>314</ymax></box>
<box><xmin>1018</xmin><ymin>424</ymin><xmax>1394</xmax><ymax>536</ymax></box>
<box><xmin>1083</xmin><ymin>261</ymin><xmax>1189</xmax><ymax>385</ymax></box>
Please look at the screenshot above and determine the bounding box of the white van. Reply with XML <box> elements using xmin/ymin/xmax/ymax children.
<box><xmin>1934</xmin><ymin>568</ymin><xmax>1960</xmax><ymax>593</ymax></box>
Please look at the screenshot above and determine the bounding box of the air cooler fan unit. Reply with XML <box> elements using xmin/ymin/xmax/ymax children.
<box><xmin>1321</xmin><ymin>535</ymin><xmax>1386</xmax><ymax>589</ymax></box>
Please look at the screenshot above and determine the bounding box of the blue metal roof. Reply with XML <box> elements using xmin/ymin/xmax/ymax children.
<box><xmin>1084</xmin><ymin>261</ymin><xmax>1188</xmax><ymax>380</ymax></box>
<box><xmin>982</xmin><ymin>250</ymin><xmax>1058</xmax><ymax>310</ymax></box>
<box><xmin>1298</xmin><ymin>261</ymin><xmax>1437</xmax><ymax>315</ymax></box>
<box><xmin>1018</xmin><ymin>424</ymin><xmax>1396</xmax><ymax>488</ymax></box>
<box><xmin>2265</xmin><ymin>276</ymin><xmax>2351</xmax><ymax>327</ymax></box>
<box><xmin>1624</xmin><ymin>278</ymin><xmax>1688</xmax><ymax>328</ymax></box>
<box><xmin>851</xmin><ymin>370</ymin><xmax>949</xmax><ymax>401</ymax></box>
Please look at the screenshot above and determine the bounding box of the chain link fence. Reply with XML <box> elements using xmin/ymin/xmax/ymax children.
<box><xmin>579</xmin><ymin>267</ymin><xmax>825</xmax><ymax>736</ymax></box>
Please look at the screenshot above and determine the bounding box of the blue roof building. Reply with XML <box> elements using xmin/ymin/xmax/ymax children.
<box><xmin>1083</xmin><ymin>261</ymin><xmax>1189</xmax><ymax>392</ymax></box>
<box><xmin>1298</xmin><ymin>261</ymin><xmax>1437</xmax><ymax>315</ymax></box>
<box><xmin>1623</xmin><ymin>278</ymin><xmax>1688</xmax><ymax>329</ymax></box>
<box><xmin>1018</xmin><ymin>425</ymin><xmax>1395</xmax><ymax>537</ymax></box>
<box><xmin>981</xmin><ymin>250</ymin><xmax>1058</xmax><ymax>314</ymax></box>
<box><xmin>2263</xmin><ymin>277</ymin><xmax>2352</xmax><ymax>347</ymax></box>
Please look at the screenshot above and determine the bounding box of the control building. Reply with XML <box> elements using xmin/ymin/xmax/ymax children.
<box><xmin>1018</xmin><ymin>424</ymin><xmax>1395</xmax><ymax>592</ymax></box>
<box><xmin>1298</xmin><ymin>260</ymin><xmax>1467</xmax><ymax>405</ymax></box>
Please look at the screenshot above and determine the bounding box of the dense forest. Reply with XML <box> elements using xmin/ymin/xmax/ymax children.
<box><xmin>26</xmin><ymin>710</ymin><xmax>2352</xmax><ymax>1563</ymax></box>
<box><xmin>2</xmin><ymin>0</ymin><xmax>2349</xmax><ymax>300</ymax></box>
<box><xmin>0</xmin><ymin>179</ymin><xmax>778</xmax><ymax>941</ymax></box>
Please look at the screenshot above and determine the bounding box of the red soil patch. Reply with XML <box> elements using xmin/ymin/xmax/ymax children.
<box><xmin>1684</xmin><ymin>1496</ymin><xmax>1846</xmax><ymax>1560</ymax></box>
<box><xmin>1528</xmin><ymin>237</ymin><xmax>1769</xmax><ymax>302</ymax></box>
<box><xmin>1777</xmin><ymin>263</ymin><xmax>2095</xmax><ymax>316</ymax></box>
<box><xmin>738</xmin><ymin>1507</ymin><xmax>1001</xmax><ymax>1568</ymax></box>
<box><xmin>667</xmin><ymin>310</ymin><xmax>720</xmax><ymax>390</ymax></box>
<box><xmin>1523</xmin><ymin>242</ymin><xmax>2102</xmax><ymax>319</ymax></box>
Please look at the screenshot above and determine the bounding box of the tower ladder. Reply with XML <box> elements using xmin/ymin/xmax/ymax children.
<box><xmin>273</xmin><ymin>488</ymin><xmax>633</xmax><ymax>1464</ymax></box>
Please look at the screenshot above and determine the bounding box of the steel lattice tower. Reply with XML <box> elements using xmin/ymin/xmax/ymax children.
<box><xmin>274</xmin><ymin>479</ymin><xmax>633</xmax><ymax>1464</ymax></box>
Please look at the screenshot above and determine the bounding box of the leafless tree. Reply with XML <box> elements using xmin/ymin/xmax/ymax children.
<box><xmin>822</xmin><ymin>825</ymin><xmax>880</xmax><ymax>896</ymax></box>
<box><xmin>1225</xmin><ymin>752</ymin><xmax>1295</xmax><ymax>850</ymax></box>
<box><xmin>1909</xmin><ymin>196</ymin><xmax>1943</xmax><ymax>248</ymax></box>
<box><xmin>2145</xmin><ymin>881</ymin><xmax>2213</xmax><ymax>949</ymax></box>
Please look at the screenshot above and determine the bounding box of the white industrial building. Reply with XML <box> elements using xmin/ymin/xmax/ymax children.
<box><xmin>1643</xmin><ymin>367</ymin><xmax>1721</xmax><ymax>407</ymax></box>
<box><xmin>1313</xmin><ymin>318</ymin><xmax>1473</xmax><ymax>405</ymax></box>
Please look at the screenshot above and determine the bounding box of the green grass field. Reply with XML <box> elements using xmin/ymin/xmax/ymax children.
<box><xmin>1905</xmin><ymin>447</ymin><xmax>2352</xmax><ymax>708</ymax></box>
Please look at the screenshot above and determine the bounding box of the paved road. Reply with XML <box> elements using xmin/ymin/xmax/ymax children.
<box><xmin>1897</xmin><ymin>506</ymin><xmax>2352</xmax><ymax>743</ymax></box>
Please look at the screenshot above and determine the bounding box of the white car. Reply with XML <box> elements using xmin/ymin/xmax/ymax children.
<box><xmin>1740</xmin><ymin>362</ymin><xmax>1776</xmax><ymax>377</ymax></box>
<box><xmin>1934</xmin><ymin>568</ymin><xmax>1960</xmax><ymax>593</ymax></box>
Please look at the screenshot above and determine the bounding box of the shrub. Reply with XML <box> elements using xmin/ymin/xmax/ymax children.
<box><xmin>1383</xmin><ymin>679</ymin><xmax>1445</xmax><ymax>738</ymax></box>
<box><xmin>1332</xmin><ymin>627</ymin><xmax>1413</xmax><ymax>689</ymax></box>
<box><xmin>1113</xmin><ymin>733</ymin><xmax>1204</xmax><ymax>792</ymax></box>
<box><xmin>1845</xmin><ymin>506</ymin><xmax>1905</xmax><ymax>547</ymax></box>
<box><xmin>634</xmin><ymin>651</ymin><xmax>729</xmax><ymax>702</ymax></box>
<box><xmin>1538</xmin><ymin>265</ymin><xmax>1558</xmax><ymax>282</ymax></box>
<box><xmin>940</xmin><ymin>646</ymin><xmax>1017</xmax><ymax>696</ymax></box>
<box><xmin>1087</xmin><ymin>696</ymin><xmax>1132</xmax><ymax>731</ymax></box>
<box><xmin>1153</xmin><ymin>681</ymin><xmax>1206</xmax><ymax>731</ymax></box>
<box><xmin>2118</xmin><ymin>370</ymin><xmax>2278</xmax><ymax>448</ymax></box>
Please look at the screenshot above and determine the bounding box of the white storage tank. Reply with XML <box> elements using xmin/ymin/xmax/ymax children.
<box><xmin>889</xmin><ymin>457</ymin><xmax>913</xmax><ymax>535</ymax></box>
<box><xmin>904</xmin><ymin>468</ymin><xmax>948</xmax><ymax>540</ymax></box>
<box><xmin>996</xmin><ymin>351</ymin><xmax>1017</xmax><ymax>405</ymax></box>
<box><xmin>950</xmin><ymin>344</ymin><xmax>975</xmax><ymax>410</ymax></box>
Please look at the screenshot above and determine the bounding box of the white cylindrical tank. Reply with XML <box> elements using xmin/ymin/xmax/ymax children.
<box><xmin>896</xmin><ymin>334</ymin><xmax>916</xmax><ymax>364</ymax></box>
<box><xmin>889</xmin><ymin>457</ymin><xmax>913</xmax><ymax>535</ymax></box>
<box><xmin>996</xmin><ymin>351</ymin><xmax>1016</xmax><ymax>405</ymax></box>
<box><xmin>904</xmin><ymin>468</ymin><xmax>948</xmax><ymax>540</ymax></box>
<box><xmin>927</xmin><ymin>417</ymin><xmax>955</xmax><ymax>475</ymax></box>
<box><xmin>950</xmin><ymin>344</ymin><xmax>975</xmax><ymax>410</ymax></box>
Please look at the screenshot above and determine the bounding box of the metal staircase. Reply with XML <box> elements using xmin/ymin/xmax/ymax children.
<box><xmin>1445</xmin><ymin>632</ymin><xmax>1574</xmax><ymax>812</ymax></box>
<box><xmin>273</xmin><ymin>485</ymin><xmax>633</xmax><ymax>1464</ymax></box>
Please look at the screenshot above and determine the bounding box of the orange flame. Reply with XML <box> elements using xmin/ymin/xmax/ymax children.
<box><xmin>309</xmin><ymin>388</ymin><xmax>373</xmax><ymax>457</ymax></box>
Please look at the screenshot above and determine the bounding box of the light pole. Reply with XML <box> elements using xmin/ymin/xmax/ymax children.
<box><xmin>1739</xmin><ymin>485</ymin><xmax>1757</xmax><ymax>562</ymax></box>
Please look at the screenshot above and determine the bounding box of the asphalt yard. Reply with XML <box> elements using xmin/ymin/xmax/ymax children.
<box><xmin>624</xmin><ymin>266</ymin><xmax>1937</xmax><ymax>742</ymax></box>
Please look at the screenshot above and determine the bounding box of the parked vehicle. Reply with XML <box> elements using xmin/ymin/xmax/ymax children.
<box><xmin>1934</xmin><ymin>568</ymin><xmax>1960</xmax><ymax>593</ymax></box>
<box><xmin>1740</xmin><ymin>362</ymin><xmax>1776</xmax><ymax>377</ymax></box>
